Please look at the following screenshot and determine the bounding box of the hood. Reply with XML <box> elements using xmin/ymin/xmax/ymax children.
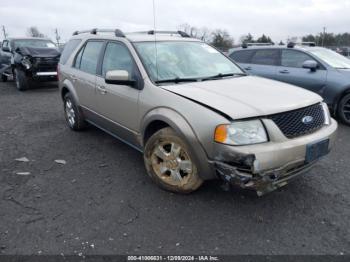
<box><xmin>161</xmin><ymin>76</ymin><xmax>322</xmax><ymax>120</ymax></box>
<box><xmin>16</xmin><ymin>47</ymin><xmax>60</xmax><ymax>58</ymax></box>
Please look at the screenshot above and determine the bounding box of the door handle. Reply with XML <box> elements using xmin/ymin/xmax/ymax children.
<box><xmin>279</xmin><ymin>69</ymin><xmax>290</xmax><ymax>74</ymax></box>
<box><xmin>244</xmin><ymin>66</ymin><xmax>252</xmax><ymax>70</ymax></box>
<box><xmin>97</xmin><ymin>85</ymin><xmax>107</xmax><ymax>94</ymax></box>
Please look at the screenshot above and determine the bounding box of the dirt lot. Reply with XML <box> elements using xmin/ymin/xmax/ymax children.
<box><xmin>0</xmin><ymin>81</ymin><xmax>349</xmax><ymax>256</ymax></box>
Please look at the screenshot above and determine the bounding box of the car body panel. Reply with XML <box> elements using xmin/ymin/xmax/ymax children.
<box><xmin>160</xmin><ymin>76</ymin><xmax>322</xmax><ymax>119</ymax></box>
<box><xmin>229</xmin><ymin>46</ymin><xmax>350</xmax><ymax>114</ymax></box>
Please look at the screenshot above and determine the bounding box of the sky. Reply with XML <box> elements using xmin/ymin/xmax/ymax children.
<box><xmin>1</xmin><ymin>0</ymin><xmax>350</xmax><ymax>43</ymax></box>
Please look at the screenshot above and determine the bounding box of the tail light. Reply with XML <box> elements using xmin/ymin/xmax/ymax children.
<box><xmin>57</xmin><ymin>64</ymin><xmax>60</xmax><ymax>81</ymax></box>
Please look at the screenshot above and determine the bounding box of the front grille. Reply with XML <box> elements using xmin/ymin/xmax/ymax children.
<box><xmin>268</xmin><ymin>103</ymin><xmax>325</xmax><ymax>138</ymax></box>
<box><xmin>33</xmin><ymin>57</ymin><xmax>59</xmax><ymax>72</ymax></box>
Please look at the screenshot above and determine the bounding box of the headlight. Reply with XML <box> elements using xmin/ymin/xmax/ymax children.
<box><xmin>321</xmin><ymin>102</ymin><xmax>331</xmax><ymax>125</ymax></box>
<box><xmin>215</xmin><ymin>120</ymin><xmax>268</xmax><ymax>145</ymax></box>
<box><xmin>21</xmin><ymin>57</ymin><xmax>32</xmax><ymax>69</ymax></box>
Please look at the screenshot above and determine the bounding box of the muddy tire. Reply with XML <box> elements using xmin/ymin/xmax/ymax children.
<box><xmin>144</xmin><ymin>127</ymin><xmax>203</xmax><ymax>194</ymax></box>
<box><xmin>337</xmin><ymin>93</ymin><xmax>350</xmax><ymax>126</ymax></box>
<box><xmin>63</xmin><ymin>93</ymin><xmax>87</xmax><ymax>131</ymax></box>
<box><xmin>14</xmin><ymin>68</ymin><xmax>30</xmax><ymax>91</ymax></box>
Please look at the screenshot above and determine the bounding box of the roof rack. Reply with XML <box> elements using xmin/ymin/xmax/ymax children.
<box><xmin>130</xmin><ymin>30</ymin><xmax>190</xmax><ymax>38</ymax></box>
<box><xmin>241</xmin><ymin>42</ymin><xmax>274</xmax><ymax>48</ymax></box>
<box><xmin>72</xmin><ymin>28</ymin><xmax>126</xmax><ymax>38</ymax></box>
<box><xmin>287</xmin><ymin>41</ymin><xmax>316</xmax><ymax>48</ymax></box>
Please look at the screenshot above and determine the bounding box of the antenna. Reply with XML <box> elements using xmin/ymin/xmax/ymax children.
<box><xmin>152</xmin><ymin>0</ymin><xmax>159</xmax><ymax>81</ymax></box>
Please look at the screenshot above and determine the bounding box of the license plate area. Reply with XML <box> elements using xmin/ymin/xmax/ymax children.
<box><xmin>305</xmin><ymin>139</ymin><xmax>330</xmax><ymax>164</ymax></box>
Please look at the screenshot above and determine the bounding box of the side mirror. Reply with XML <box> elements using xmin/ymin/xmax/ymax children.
<box><xmin>302</xmin><ymin>60</ymin><xmax>318</xmax><ymax>71</ymax></box>
<box><xmin>105</xmin><ymin>70</ymin><xmax>136</xmax><ymax>86</ymax></box>
<box><xmin>2</xmin><ymin>46</ymin><xmax>10</xmax><ymax>52</ymax></box>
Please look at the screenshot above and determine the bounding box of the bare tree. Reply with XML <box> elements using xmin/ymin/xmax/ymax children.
<box><xmin>210</xmin><ymin>29</ymin><xmax>234</xmax><ymax>51</ymax></box>
<box><xmin>178</xmin><ymin>24</ymin><xmax>211</xmax><ymax>42</ymax></box>
<box><xmin>27</xmin><ymin>26</ymin><xmax>45</xmax><ymax>38</ymax></box>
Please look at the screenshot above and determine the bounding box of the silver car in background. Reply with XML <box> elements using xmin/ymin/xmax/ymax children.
<box><xmin>58</xmin><ymin>29</ymin><xmax>337</xmax><ymax>196</ymax></box>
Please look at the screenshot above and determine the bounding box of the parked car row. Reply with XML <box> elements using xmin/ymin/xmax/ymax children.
<box><xmin>0</xmin><ymin>30</ymin><xmax>343</xmax><ymax>195</ymax></box>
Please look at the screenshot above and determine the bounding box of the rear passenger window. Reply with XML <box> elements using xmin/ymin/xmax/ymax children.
<box><xmin>230</xmin><ymin>50</ymin><xmax>254</xmax><ymax>63</ymax></box>
<box><xmin>102</xmin><ymin>42</ymin><xmax>134</xmax><ymax>77</ymax></box>
<box><xmin>281</xmin><ymin>50</ymin><xmax>316</xmax><ymax>68</ymax></box>
<box><xmin>251</xmin><ymin>49</ymin><xmax>279</xmax><ymax>66</ymax></box>
<box><xmin>79</xmin><ymin>41</ymin><xmax>104</xmax><ymax>74</ymax></box>
<box><xmin>60</xmin><ymin>39</ymin><xmax>82</xmax><ymax>65</ymax></box>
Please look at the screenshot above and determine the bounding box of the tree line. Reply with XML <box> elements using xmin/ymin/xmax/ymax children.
<box><xmin>302</xmin><ymin>33</ymin><xmax>350</xmax><ymax>47</ymax></box>
<box><xmin>5</xmin><ymin>25</ymin><xmax>350</xmax><ymax>51</ymax></box>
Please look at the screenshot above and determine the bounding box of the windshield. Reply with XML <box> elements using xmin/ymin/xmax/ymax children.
<box><xmin>309</xmin><ymin>48</ymin><xmax>350</xmax><ymax>69</ymax></box>
<box><xmin>134</xmin><ymin>41</ymin><xmax>243</xmax><ymax>83</ymax></box>
<box><xmin>12</xmin><ymin>39</ymin><xmax>57</xmax><ymax>49</ymax></box>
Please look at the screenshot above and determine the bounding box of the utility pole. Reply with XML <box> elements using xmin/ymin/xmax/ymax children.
<box><xmin>322</xmin><ymin>26</ymin><xmax>326</xmax><ymax>47</ymax></box>
<box><xmin>2</xmin><ymin>25</ymin><xmax>8</xmax><ymax>39</ymax></box>
<box><xmin>54</xmin><ymin>28</ymin><xmax>61</xmax><ymax>46</ymax></box>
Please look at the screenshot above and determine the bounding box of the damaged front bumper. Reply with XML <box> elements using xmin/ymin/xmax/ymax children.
<box><xmin>210</xmin><ymin>119</ymin><xmax>338</xmax><ymax>196</ymax></box>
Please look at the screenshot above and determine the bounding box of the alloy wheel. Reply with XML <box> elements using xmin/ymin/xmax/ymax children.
<box><xmin>150</xmin><ymin>140</ymin><xmax>194</xmax><ymax>186</ymax></box>
<box><xmin>65</xmin><ymin>99</ymin><xmax>76</xmax><ymax>127</ymax></box>
<box><xmin>343</xmin><ymin>98</ymin><xmax>350</xmax><ymax>121</ymax></box>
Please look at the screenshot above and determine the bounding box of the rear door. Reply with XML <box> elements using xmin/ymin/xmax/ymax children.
<box><xmin>275</xmin><ymin>49</ymin><xmax>327</xmax><ymax>94</ymax></box>
<box><xmin>71</xmin><ymin>40</ymin><xmax>104</xmax><ymax>111</ymax></box>
<box><xmin>229</xmin><ymin>50</ymin><xmax>254</xmax><ymax>72</ymax></box>
<box><xmin>247</xmin><ymin>49</ymin><xmax>280</xmax><ymax>79</ymax></box>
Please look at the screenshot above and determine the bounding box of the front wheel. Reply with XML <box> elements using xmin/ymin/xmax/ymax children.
<box><xmin>337</xmin><ymin>93</ymin><xmax>350</xmax><ymax>126</ymax></box>
<box><xmin>14</xmin><ymin>68</ymin><xmax>30</xmax><ymax>91</ymax></box>
<box><xmin>144</xmin><ymin>127</ymin><xmax>203</xmax><ymax>194</ymax></box>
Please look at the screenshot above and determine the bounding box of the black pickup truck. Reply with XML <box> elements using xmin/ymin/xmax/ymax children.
<box><xmin>0</xmin><ymin>37</ymin><xmax>60</xmax><ymax>91</ymax></box>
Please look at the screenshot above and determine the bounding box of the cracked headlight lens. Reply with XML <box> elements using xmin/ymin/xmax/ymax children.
<box><xmin>215</xmin><ymin>120</ymin><xmax>268</xmax><ymax>145</ymax></box>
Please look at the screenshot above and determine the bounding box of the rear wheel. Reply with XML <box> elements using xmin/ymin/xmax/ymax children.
<box><xmin>14</xmin><ymin>68</ymin><xmax>29</xmax><ymax>91</ymax></box>
<box><xmin>63</xmin><ymin>93</ymin><xmax>87</xmax><ymax>131</ymax></box>
<box><xmin>144</xmin><ymin>127</ymin><xmax>203</xmax><ymax>194</ymax></box>
<box><xmin>337</xmin><ymin>93</ymin><xmax>350</xmax><ymax>126</ymax></box>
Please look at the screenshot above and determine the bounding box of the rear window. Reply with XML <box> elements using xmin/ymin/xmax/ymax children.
<box><xmin>79</xmin><ymin>41</ymin><xmax>104</xmax><ymax>74</ymax></box>
<box><xmin>230</xmin><ymin>50</ymin><xmax>254</xmax><ymax>63</ymax></box>
<box><xmin>251</xmin><ymin>49</ymin><xmax>279</xmax><ymax>66</ymax></box>
<box><xmin>59</xmin><ymin>39</ymin><xmax>82</xmax><ymax>65</ymax></box>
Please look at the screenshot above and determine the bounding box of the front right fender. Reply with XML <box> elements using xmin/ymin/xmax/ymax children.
<box><xmin>141</xmin><ymin>107</ymin><xmax>216</xmax><ymax>180</ymax></box>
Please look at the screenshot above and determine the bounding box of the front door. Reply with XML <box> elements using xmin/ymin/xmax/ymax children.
<box><xmin>95</xmin><ymin>41</ymin><xmax>141</xmax><ymax>145</ymax></box>
<box><xmin>275</xmin><ymin>49</ymin><xmax>327</xmax><ymax>94</ymax></box>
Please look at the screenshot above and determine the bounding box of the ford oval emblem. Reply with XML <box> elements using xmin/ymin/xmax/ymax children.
<box><xmin>302</xmin><ymin>116</ymin><xmax>314</xmax><ymax>124</ymax></box>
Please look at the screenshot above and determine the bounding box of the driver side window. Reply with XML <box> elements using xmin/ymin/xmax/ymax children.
<box><xmin>102</xmin><ymin>42</ymin><xmax>134</xmax><ymax>77</ymax></box>
<box><xmin>281</xmin><ymin>50</ymin><xmax>316</xmax><ymax>68</ymax></box>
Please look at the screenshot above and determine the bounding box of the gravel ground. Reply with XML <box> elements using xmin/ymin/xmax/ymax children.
<box><xmin>0</xmin><ymin>81</ymin><xmax>349</xmax><ymax>256</ymax></box>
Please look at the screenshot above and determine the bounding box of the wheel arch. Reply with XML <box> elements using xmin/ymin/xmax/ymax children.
<box><xmin>60</xmin><ymin>79</ymin><xmax>80</xmax><ymax>104</ymax></box>
<box><xmin>332</xmin><ymin>86</ymin><xmax>350</xmax><ymax>115</ymax></box>
<box><xmin>141</xmin><ymin>107</ymin><xmax>215</xmax><ymax>180</ymax></box>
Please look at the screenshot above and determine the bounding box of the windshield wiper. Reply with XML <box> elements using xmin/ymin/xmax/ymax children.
<box><xmin>201</xmin><ymin>73</ymin><xmax>246</xmax><ymax>81</ymax></box>
<box><xmin>155</xmin><ymin>77</ymin><xmax>200</xmax><ymax>84</ymax></box>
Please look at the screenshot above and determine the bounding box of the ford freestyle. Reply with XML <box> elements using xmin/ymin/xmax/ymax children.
<box><xmin>58</xmin><ymin>29</ymin><xmax>337</xmax><ymax>196</ymax></box>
